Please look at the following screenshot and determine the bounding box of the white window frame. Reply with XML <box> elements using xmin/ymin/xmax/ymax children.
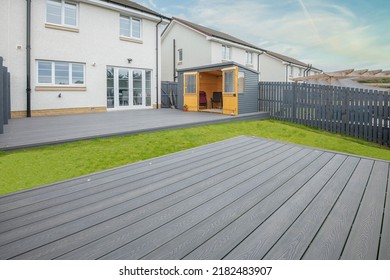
<box><xmin>37</xmin><ymin>60</ymin><xmax>86</xmax><ymax>86</ymax></box>
<box><xmin>120</xmin><ymin>15</ymin><xmax>142</xmax><ymax>40</ymax></box>
<box><xmin>222</xmin><ymin>45</ymin><xmax>231</xmax><ymax>61</ymax></box>
<box><xmin>246</xmin><ymin>51</ymin><xmax>253</xmax><ymax>65</ymax></box>
<box><xmin>46</xmin><ymin>0</ymin><xmax>79</xmax><ymax>28</ymax></box>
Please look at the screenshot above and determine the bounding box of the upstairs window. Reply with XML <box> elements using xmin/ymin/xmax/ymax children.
<box><xmin>120</xmin><ymin>16</ymin><xmax>142</xmax><ymax>39</ymax></box>
<box><xmin>46</xmin><ymin>0</ymin><xmax>78</xmax><ymax>27</ymax></box>
<box><xmin>246</xmin><ymin>52</ymin><xmax>253</xmax><ymax>65</ymax></box>
<box><xmin>222</xmin><ymin>45</ymin><xmax>231</xmax><ymax>60</ymax></box>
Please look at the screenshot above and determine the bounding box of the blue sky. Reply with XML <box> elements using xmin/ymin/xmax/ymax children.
<box><xmin>135</xmin><ymin>0</ymin><xmax>389</xmax><ymax>71</ymax></box>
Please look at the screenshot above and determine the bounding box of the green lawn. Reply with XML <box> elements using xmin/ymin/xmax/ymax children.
<box><xmin>1</xmin><ymin>120</ymin><xmax>389</xmax><ymax>195</ymax></box>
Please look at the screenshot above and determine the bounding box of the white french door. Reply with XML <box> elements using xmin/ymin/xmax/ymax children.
<box><xmin>107</xmin><ymin>67</ymin><xmax>152</xmax><ymax>109</ymax></box>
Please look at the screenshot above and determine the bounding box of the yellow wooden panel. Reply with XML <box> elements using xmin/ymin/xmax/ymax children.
<box><xmin>222</xmin><ymin>66</ymin><xmax>238</xmax><ymax>116</ymax></box>
<box><xmin>184</xmin><ymin>94</ymin><xmax>198</xmax><ymax>111</ymax></box>
<box><xmin>222</xmin><ymin>94</ymin><xmax>238</xmax><ymax>115</ymax></box>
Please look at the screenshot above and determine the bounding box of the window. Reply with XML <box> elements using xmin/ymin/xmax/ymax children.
<box><xmin>120</xmin><ymin>15</ymin><xmax>142</xmax><ymax>39</ymax></box>
<box><xmin>37</xmin><ymin>61</ymin><xmax>85</xmax><ymax>86</ymax></box>
<box><xmin>238</xmin><ymin>72</ymin><xmax>245</xmax><ymax>93</ymax></box>
<box><xmin>222</xmin><ymin>45</ymin><xmax>231</xmax><ymax>60</ymax></box>
<box><xmin>246</xmin><ymin>52</ymin><xmax>253</xmax><ymax>65</ymax></box>
<box><xmin>224</xmin><ymin>71</ymin><xmax>234</xmax><ymax>93</ymax></box>
<box><xmin>299</xmin><ymin>68</ymin><xmax>303</xmax><ymax>76</ymax></box>
<box><xmin>184</xmin><ymin>74</ymin><xmax>197</xmax><ymax>94</ymax></box>
<box><xmin>290</xmin><ymin>66</ymin><xmax>294</xmax><ymax>76</ymax></box>
<box><xmin>178</xmin><ymin>49</ymin><xmax>183</xmax><ymax>63</ymax></box>
<box><xmin>46</xmin><ymin>0</ymin><xmax>78</xmax><ymax>27</ymax></box>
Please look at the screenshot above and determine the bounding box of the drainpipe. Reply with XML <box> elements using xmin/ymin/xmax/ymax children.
<box><xmin>173</xmin><ymin>39</ymin><xmax>176</xmax><ymax>82</ymax></box>
<box><xmin>155</xmin><ymin>17</ymin><xmax>163</xmax><ymax>109</ymax></box>
<box><xmin>285</xmin><ymin>64</ymin><xmax>290</xmax><ymax>82</ymax></box>
<box><xmin>257</xmin><ymin>51</ymin><xmax>264</xmax><ymax>81</ymax></box>
<box><xmin>26</xmin><ymin>0</ymin><xmax>32</xmax><ymax>117</ymax></box>
<box><xmin>304</xmin><ymin>64</ymin><xmax>310</xmax><ymax>77</ymax></box>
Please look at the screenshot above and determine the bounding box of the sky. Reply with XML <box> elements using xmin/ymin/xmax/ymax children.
<box><xmin>134</xmin><ymin>0</ymin><xmax>390</xmax><ymax>71</ymax></box>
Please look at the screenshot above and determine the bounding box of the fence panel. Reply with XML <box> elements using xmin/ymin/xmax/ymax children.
<box><xmin>0</xmin><ymin>56</ymin><xmax>11</xmax><ymax>134</ymax></box>
<box><xmin>259</xmin><ymin>82</ymin><xmax>390</xmax><ymax>146</ymax></box>
<box><xmin>161</xmin><ymin>81</ymin><xmax>178</xmax><ymax>108</ymax></box>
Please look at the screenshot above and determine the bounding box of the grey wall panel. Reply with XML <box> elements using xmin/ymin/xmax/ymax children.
<box><xmin>238</xmin><ymin>68</ymin><xmax>259</xmax><ymax>114</ymax></box>
<box><xmin>177</xmin><ymin>73</ymin><xmax>184</xmax><ymax>109</ymax></box>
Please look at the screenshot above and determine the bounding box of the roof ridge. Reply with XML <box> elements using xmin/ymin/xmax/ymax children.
<box><xmin>103</xmin><ymin>0</ymin><xmax>169</xmax><ymax>19</ymax></box>
<box><xmin>172</xmin><ymin>17</ymin><xmax>265</xmax><ymax>52</ymax></box>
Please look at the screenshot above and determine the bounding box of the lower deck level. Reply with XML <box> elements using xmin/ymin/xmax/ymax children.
<box><xmin>0</xmin><ymin>136</ymin><xmax>389</xmax><ymax>260</ymax></box>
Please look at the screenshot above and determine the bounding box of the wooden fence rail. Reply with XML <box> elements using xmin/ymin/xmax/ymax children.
<box><xmin>259</xmin><ymin>82</ymin><xmax>390</xmax><ymax>146</ymax></box>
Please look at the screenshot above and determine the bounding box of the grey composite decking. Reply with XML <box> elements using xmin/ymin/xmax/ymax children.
<box><xmin>0</xmin><ymin>136</ymin><xmax>389</xmax><ymax>260</ymax></box>
<box><xmin>0</xmin><ymin>109</ymin><xmax>269</xmax><ymax>150</ymax></box>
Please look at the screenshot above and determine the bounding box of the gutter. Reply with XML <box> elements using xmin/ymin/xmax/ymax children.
<box><xmin>155</xmin><ymin>17</ymin><xmax>163</xmax><ymax>109</ymax></box>
<box><xmin>26</xmin><ymin>0</ymin><xmax>32</xmax><ymax>117</ymax></box>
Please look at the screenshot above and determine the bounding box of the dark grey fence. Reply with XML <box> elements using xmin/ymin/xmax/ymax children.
<box><xmin>0</xmin><ymin>57</ymin><xmax>11</xmax><ymax>134</ymax></box>
<box><xmin>259</xmin><ymin>82</ymin><xmax>390</xmax><ymax>146</ymax></box>
<box><xmin>161</xmin><ymin>81</ymin><xmax>178</xmax><ymax>108</ymax></box>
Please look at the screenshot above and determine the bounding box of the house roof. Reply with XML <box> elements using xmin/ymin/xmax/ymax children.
<box><xmin>266</xmin><ymin>50</ymin><xmax>321</xmax><ymax>71</ymax></box>
<box><xmin>177</xmin><ymin>62</ymin><xmax>259</xmax><ymax>74</ymax></box>
<box><xmin>102</xmin><ymin>0</ymin><xmax>169</xmax><ymax>19</ymax></box>
<box><xmin>172</xmin><ymin>17</ymin><xmax>266</xmax><ymax>52</ymax></box>
<box><xmin>170</xmin><ymin>17</ymin><xmax>321</xmax><ymax>71</ymax></box>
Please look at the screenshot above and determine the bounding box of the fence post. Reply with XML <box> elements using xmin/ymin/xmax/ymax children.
<box><xmin>292</xmin><ymin>82</ymin><xmax>296</xmax><ymax>122</ymax></box>
<box><xmin>7</xmin><ymin>72</ymin><xmax>11</xmax><ymax>120</ymax></box>
<box><xmin>3</xmin><ymin>66</ymin><xmax>9</xmax><ymax>125</ymax></box>
<box><xmin>0</xmin><ymin>57</ymin><xmax>4</xmax><ymax>134</ymax></box>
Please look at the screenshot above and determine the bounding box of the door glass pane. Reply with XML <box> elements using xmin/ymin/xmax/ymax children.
<box><xmin>55</xmin><ymin>62</ymin><xmax>69</xmax><ymax>85</ymax></box>
<box><xmin>106</xmin><ymin>67</ymin><xmax>114</xmax><ymax>108</ymax></box>
<box><xmin>224</xmin><ymin>71</ymin><xmax>234</xmax><ymax>93</ymax></box>
<box><xmin>64</xmin><ymin>2</ymin><xmax>77</xmax><ymax>26</ymax></box>
<box><xmin>38</xmin><ymin>61</ymin><xmax>52</xmax><ymax>84</ymax></box>
<box><xmin>133</xmin><ymin>70</ymin><xmax>143</xmax><ymax>105</ymax></box>
<box><xmin>118</xmin><ymin>69</ymin><xmax>129</xmax><ymax>106</ymax></box>
<box><xmin>146</xmin><ymin>71</ymin><xmax>152</xmax><ymax>106</ymax></box>
<box><xmin>185</xmin><ymin>74</ymin><xmax>196</xmax><ymax>94</ymax></box>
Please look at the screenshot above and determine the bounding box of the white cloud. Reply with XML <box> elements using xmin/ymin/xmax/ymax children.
<box><xmin>174</xmin><ymin>0</ymin><xmax>390</xmax><ymax>71</ymax></box>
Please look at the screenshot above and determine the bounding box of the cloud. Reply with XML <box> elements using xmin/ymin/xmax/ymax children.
<box><xmin>133</xmin><ymin>0</ymin><xmax>390</xmax><ymax>70</ymax></box>
<box><xmin>180</xmin><ymin>0</ymin><xmax>390</xmax><ymax>70</ymax></box>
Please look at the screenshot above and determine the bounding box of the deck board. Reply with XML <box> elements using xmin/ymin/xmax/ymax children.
<box><xmin>379</xmin><ymin>167</ymin><xmax>390</xmax><ymax>260</ymax></box>
<box><xmin>302</xmin><ymin>159</ymin><xmax>374</xmax><ymax>260</ymax></box>
<box><xmin>341</xmin><ymin>161</ymin><xmax>388</xmax><ymax>260</ymax></box>
<box><xmin>0</xmin><ymin>136</ymin><xmax>389</xmax><ymax>260</ymax></box>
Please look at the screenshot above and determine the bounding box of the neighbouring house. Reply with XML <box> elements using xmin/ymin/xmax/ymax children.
<box><xmin>292</xmin><ymin>69</ymin><xmax>390</xmax><ymax>90</ymax></box>
<box><xmin>0</xmin><ymin>0</ymin><xmax>169</xmax><ymax>118</ymax></box>
<box><xmin>161</xmin><ymin>17</ymin><xmax>266</xmax><ymax>82</ymax></box>
<box><xmin>260</xmin><ymin>51</ymin><xmax>322</xmax><ymax>82</ymax></box>
<box><xmin>177</xmin><ymin>62</ymin><xmax>259</xmax><ymax>116</ymax></box>
<box><xmin>161</xmin><ymin>17</ymin><xmax>321</xmax><ymax>83</ymax></box>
